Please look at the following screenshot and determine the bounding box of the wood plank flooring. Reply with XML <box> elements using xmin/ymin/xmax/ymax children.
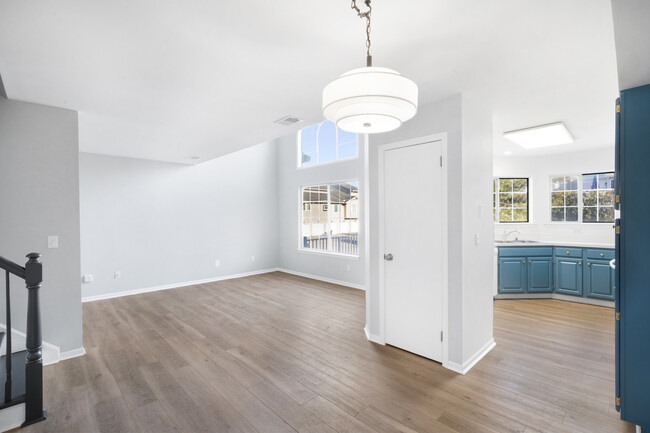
<box><xmin>20</xmin><ymin>271</ymin><xmax>635</xmax><ymax>432</ymax></box>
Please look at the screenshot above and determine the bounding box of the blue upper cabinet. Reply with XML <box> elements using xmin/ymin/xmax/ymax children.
<box><xmin>617</xmin><ymin>84</ymin><xmax>650</xmax><ymax>429</ymax></box>
<box><xmin>584</xmin><ymin>260</ymin><xmax>614</xmax><ymax>301</ymax></box>
<box><xmin>555</xmin><ymin>258</ymin><xmax>583</xmax><ymax>296</ymax></box>
<box><xmin>527</xmin><ymin>258</ymin><xmax>553</xmax><ymax>293</ymax></box>
<box><xmin>499</xmin><ymin>257</ymin><xmax>526</xmax><ymax>293</ymax></box>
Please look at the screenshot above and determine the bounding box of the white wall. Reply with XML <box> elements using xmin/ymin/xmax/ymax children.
<box><xmin>276</xmin><ymin>133</ymin><xmax>365</xmax><ymax>289</ymax></box>
<box><xmin>494</xmin><ymin>147</ymin><xmax>615</xmax><ymax>245</ymax></box>
<box><xmin>79</xmin><ymin>141</ymin><xmax>279</xmax><ymax>299</ymax></box>
<box><xmin>0</xmin><ymin>94</ymin><xmax>82</xmax><ymax>352</ymax></box>
<box><xmin>368</xmin><ymin>94</ymin><xmax>495</xmax><ymax>368</ymax></box>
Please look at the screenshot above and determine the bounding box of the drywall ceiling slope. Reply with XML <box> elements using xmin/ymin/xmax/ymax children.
<box><xmin>611</xmin><ymin>0</ymin><xmax>650</xmax><ymax>91</ymax></box>
<box><xmin>0</xmin><ymin>0</ymin><xmax>619</xmax><ymax>163</ymax></box>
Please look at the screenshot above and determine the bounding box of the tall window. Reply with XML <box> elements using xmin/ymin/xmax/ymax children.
<box><xmin>494</xmin><ymin>178</ymin><xmax>529</xmax><ymax>223</ymax></box>
<box><xmin>551</xmin><ymin>176</ymin><xmax>579</xmax><ymax>222</ymax></box>
<box><xmin>301</xmin><ymin>182</ymin><xmax>359</xmax><ymax>256</ymax></box>
<box><xmin>582</xmin><ymin>172</ymin><xmax>615</xmax><ymax>223</ymax></box>
<box><xmin>299</xmin><ymin>121</ymin><xmax>357</xmax><ymax>167</ymax></box>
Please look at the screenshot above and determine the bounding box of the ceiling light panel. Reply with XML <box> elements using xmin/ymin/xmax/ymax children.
<box><xmin>504</xmin><ymin>122</ymin><xmax>574</xmax><ymax>149</ymax></box>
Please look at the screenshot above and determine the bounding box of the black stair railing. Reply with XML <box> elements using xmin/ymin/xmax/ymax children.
<box><xmin>0</xmin><ymin>253</ymin><xmax>46</xmax><ymax>427</ymax></box>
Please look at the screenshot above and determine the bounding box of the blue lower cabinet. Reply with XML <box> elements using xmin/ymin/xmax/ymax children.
<box><xmin>527</xmin><ymin>258</ymin><xmax>553</xmax><ymax>293</ymax></box>
<box><xmin>555</xmin><ymin>258</ymin><xmax>583</xmax><ymax>296</ymax></box>
<box><xmin>584</xmin><ymin>260</ymin><xmax>615</xmax><ymax>301</ymax></box>
<box><xmin>498</xmin><ymin>257</ymin><xmax>526</xmax><ymax>293</ymax></box>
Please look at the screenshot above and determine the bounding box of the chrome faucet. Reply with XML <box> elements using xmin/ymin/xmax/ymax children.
<box><xmin>504</xmin><ymin>228</ymin><xmax>521</xmax><ymax>241</ymax></box>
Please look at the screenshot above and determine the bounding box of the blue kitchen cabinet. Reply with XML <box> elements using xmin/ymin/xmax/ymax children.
<box><xmin>616</xmin><ymin>84</ymin><xmax>650</xmax><ymax>429</ymax></box>
<box><xmin>584</xmin><ymin>260</ymin><xmax>614</xmax><ymax>301</ymax></box>
<box><xmin>498</xmin><ymin>257</ymin><xmax>526</xmax><ymax>293</ymax></box>
<box><xmin>527</xmin><ymin>258</ymin><xmax>553</xmax><ymax>293</ymax></box>
<box><xmin>555</xmin><ymin>258</ymin><xmax>583</xmax><ymax>296</ymax></box>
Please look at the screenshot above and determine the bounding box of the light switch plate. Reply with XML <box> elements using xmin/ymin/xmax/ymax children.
<box><xmin>82</xmin><ymin>274</ymin><xmax>93</xmax><ymax>283</ymax></box>
<box><xmin>48</xmin><ymin>236</ymin><xmax>59</xmax><ymax>249</ymax></box>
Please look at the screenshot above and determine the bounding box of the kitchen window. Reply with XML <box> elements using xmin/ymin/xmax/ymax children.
<box><xmin>494</xmin><ymin>178</ymin><xmax>529</xmax><ymax>223</ymax></box>
<box><xmin>301</xmin><ymin>182</ymin><xmax>359</xmax><ymax>256</ymax></box>
<box><xmin>547</xmin><ymin>172</ymin><xmax>615</xmax><ymax>223</ymax></box>
<box><xmin>551</xmin><ymin>176</ymin><xmax>579</xmax><ymax>222</ymax></box>
<box><xmin>298</xmin><ymin>121</ymin><xmax>357</xmax><ymax>167</ymax></box>
<box><xmin>582</xmin><ymin>172</ymin><xmax>615</xmax><ymax>223</ymax></box>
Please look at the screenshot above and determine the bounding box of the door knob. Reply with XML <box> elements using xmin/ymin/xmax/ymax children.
<box><xmin>384</xmin><ymin>253</ymin><xmax>394</xmax><ymax>261</ymax></box>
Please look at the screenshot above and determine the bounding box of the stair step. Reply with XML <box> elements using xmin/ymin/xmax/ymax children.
<box><xmin>0</xmin><ymin>351</ymin><xmax>26</xmax><ymax>410</ymax></box>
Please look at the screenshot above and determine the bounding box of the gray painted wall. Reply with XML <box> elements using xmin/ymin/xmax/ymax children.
<box><xmin>79</xmin><ymin>140</ymin><xmax>279</xmax><ymax>299</ymax></box>
<box><xmin>276</xmin><ymin>132</ymin><xmax>366</xmax><ymax>288</ymax></box>
<box><xmin>0</xmin><ymin>94</ymin><xmax>82</xmax><ymax>352</ymax></box>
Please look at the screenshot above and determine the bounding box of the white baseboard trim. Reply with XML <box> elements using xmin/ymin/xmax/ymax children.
<box><xmin>363</xmin><ymin>324</ymin><xmax>385</xmax><ymax>345</ymax></box>
<box><xmin>444</xmin><ymin>338</ymin><xmax>496</xmax><ymax>375</ymax></box>
<box><xmin>277</xmin><ymin>268</ymin><xmax>365</xmax><ymax>291</ymax></box>
<box><xmin>82</xmin><ymin>268</ymin><xmax>279</xmax><ymax>303</ymax></box>
<box><xmin>494</xmin><ymin>293</ymin><xmax>614</xmax><ymax>308</ymax></box>
<box><xmin>59</xmin><ymin>346</ymin><xmax>86</xmax><ymax>362</ymax></box>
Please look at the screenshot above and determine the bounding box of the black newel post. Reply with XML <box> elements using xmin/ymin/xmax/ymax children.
<box><xmin>23</xmin><ymin>253</ymin><xmax>46</xmax><ymax>425</ymax></box>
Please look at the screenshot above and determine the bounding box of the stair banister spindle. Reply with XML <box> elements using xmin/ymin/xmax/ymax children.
<box><xmin>5</xmin><ymin>269</ymin><xmax>12</xmax><ymax>403</ymax></box>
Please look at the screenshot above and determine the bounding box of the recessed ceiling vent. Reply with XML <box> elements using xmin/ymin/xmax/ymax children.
<box><xmin>274</xmin><ymin>116</ymin><xmax>303</xmax><ymax>126</ymax></box>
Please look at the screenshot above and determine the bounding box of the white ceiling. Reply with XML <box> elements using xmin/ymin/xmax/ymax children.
<box><xmin>0</xmin><ymin>0</ymin><xmax>620</xmax><ymax>163</ymax></box>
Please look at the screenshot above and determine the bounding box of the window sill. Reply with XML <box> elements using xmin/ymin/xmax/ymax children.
<box><xmin>296</xmin><ymin>248</ymin><xmax>360</xmax><ymax>260</ymax></box>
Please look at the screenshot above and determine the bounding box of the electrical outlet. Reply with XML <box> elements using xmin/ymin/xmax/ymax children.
<box><xmin>215</xmin><ymin>259</ymin><xmax>221</xmax><ymax>267</ymax></box>
<box><xmin>48</xmin><ymin>236</ymin><xmax>59</xmax><ymax>249</ymax></box>
<box><xmin>82</xmin><ymin>274</ymin><xmax>93</xmax><ymax>284</ymax></box>
<box><xmin>475</xmin><ymin>233</ymin><xmax>480</xmax><ymax>246</ymax></box>
<box><xmin>114</xmin><ymin>271</ymin><xmax>121</xmax><ymax>279</ymax></box>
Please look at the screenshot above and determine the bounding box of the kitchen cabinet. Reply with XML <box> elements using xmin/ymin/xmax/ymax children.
<box><xmin>584</xmin><ymin>260</ymin><xmax>614</xmax><ymax>300</ymax></box>
<box><xmin>497</xmin><ymin>247</ymin><xmax>552</xmax><ymax>294</ymax></box>
<box><xmin>497</xmin><ymin>245</ymin><xmax>614</xmax><ymax>301</ymax></box>
<box><xmin>555</xmin><ymin>258</ymin><xmax>583</xmax><ymax>296</ymax></box>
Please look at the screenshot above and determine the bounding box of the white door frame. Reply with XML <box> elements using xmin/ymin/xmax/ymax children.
<box><xmin>377</xmin><ymin>133</ymin><xmax>449</xmax><ymax>366</ymax></box>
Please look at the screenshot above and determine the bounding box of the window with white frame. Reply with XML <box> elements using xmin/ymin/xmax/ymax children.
<box><xmin>494</xmin><ymin>178</ymin><xmax>529</xmax><ymax>222</ymax></box>
<box><xmin>299</xmin><ymin>121</ymin><xmax>357</xmax><ymax>167</ymax></box>
<box><xmin>551</xmin><ymin>176</ymin><xmax>579</xmax><ymax>222</ymax></box>
<box><xmin>582</xmin><ymin>172</ymin><xmax>615</xmax><ymax>223</ymax></box>
<box><xmin>301</xmin><ymin>182</ymin><xmax>359</xmax><ymax>255</ymax></box>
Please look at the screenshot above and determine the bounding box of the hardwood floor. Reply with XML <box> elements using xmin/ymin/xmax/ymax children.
<box><xmin>21</xmin><ymin>272</ymin><xmax>634</xmax><ymax>433</ymax></box>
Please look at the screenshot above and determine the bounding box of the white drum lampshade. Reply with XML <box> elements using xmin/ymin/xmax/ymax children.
<box><xmin>322</xmin><ymin>66</ymin><xmax>418</xmax><ymax>134</ymax></box>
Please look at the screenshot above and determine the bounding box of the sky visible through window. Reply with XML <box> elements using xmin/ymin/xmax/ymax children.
<box><xmin>300</xmin><ymin>121</ymin><xmax>357</xmax><ymax>167</ymax></box>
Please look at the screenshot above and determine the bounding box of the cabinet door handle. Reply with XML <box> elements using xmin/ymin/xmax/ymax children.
<box><xmin>600</xmin><ymin>253</ymin><xmax>604</xmax><ymax>257</ymax></box>
<box><xmin>522</xmin><ymin>260</ymin><xmax>525</xmax><ymax>263</ymax></box>
<box><xmin>579</xmin><ymin>262</ymin><xmax>582</xmax><ymax>265</ymax></box>
<box><xmin>566</xmin><ymin>251</ymin><xmax>570</xmax><ymax>254</ymax></box>
<box><xmin>529</xmin><ymin>260</ymin><xmax>532</xmax><ymax>263</ymax></box>
<box><xmin>587</xmin><ymin>262</ymin><xmax>591</xmax><ymax>266</ymax></box>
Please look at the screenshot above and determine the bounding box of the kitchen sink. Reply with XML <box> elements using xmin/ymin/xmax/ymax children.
<box><xmin>496</xmin><ymin>240</ymin><xmax>540</xmax><ymax>244</ymax></box>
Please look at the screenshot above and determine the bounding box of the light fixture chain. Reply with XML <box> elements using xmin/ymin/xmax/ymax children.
<box><xmin>351</xmin><ymin>0</ymin><xmax>372</xmax><ymax>65</ymax></box>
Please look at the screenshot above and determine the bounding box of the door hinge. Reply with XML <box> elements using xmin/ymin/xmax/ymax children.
<box><xmin>616</xmin><ymin>312</ymin><xmax>621</xmax><ymax>321</ymax></box>
<box><xmin>616</xmin><ymin>104</ymin><xmax>621</xmax><ymax>113</ymax></box>
<box><xmin>440</xmin><ymin>156</ymin><xmax>443</xmax><ymax>167</ymax></box>
<box><xmin>497</xmin><ymin>260</ymin><xmax>500</xmax><ymax>264</ymax></box>
<box><xmin>440</xmin><ymin>330</ymin><xmax>443</xmax><ymax>342</ymax></box>
<box><xmin>552</xmin><ymin>259</ymin><xmax>556</xmax><ymax>264</ymax></box>
<box><xmin>616</xmin><ymin>397</ymin><xmax>621</xmax><ymax>407</ymax></box>
<box><xmin>616</xmin><ymin>226</ymin><xmax>621</xmax><ymax>235</ymax></box>
<box><xmin>616</xmin><ymin>194</ymin><xmax>620</xmax><ymax>204</ymax></box>
<box><xmin>552</xmin><ymin>285</ymin><xmax>556</xmax><ymax>289</ymax></box>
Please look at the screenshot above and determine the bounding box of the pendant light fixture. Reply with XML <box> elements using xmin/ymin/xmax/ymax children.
<box><xmin>322</xmin><ymin>0</ymin><xmax>418</xmax><ymax>134</ymax></box>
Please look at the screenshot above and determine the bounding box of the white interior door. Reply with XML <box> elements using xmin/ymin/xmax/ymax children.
<box><xmin>383</xmin><ymin>140</ymin><xmax>443</xmax><ymax>361</ymax></box>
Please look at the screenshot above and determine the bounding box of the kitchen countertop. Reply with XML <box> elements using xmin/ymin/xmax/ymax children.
<box><xmin>495</xmin><ymin>241</ymin><xmax>615</xmax><ymax>249</ymax></box>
